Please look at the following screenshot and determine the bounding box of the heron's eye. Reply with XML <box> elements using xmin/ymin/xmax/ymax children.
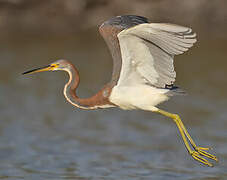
<box><xmin>50</xmin><ymin>64</ymin><xmax>57</xmax><ymax>68</ymax></box>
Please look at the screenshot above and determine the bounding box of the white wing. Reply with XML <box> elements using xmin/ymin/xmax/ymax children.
<box><xmin>117</xmin><ymin>23</ymin><xmax>197</xmax><ymax>88</ymax></box>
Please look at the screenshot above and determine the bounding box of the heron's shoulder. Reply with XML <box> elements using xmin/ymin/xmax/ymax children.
<box><xmin>99</xmin><ymin>15</ymin><xmax>148</xmax><ymax>30</ymax></box>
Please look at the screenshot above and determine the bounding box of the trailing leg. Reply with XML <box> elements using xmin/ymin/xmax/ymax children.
<box><xmin>154</xmin><ymin>108</ymin><xmax>217</xmax><ymax>166</ymax></box>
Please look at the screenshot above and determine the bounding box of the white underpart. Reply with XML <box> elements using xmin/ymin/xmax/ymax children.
<box><xmin>96</xmin><ymin>104</ymin><xmax>116</xmax><ymax>108</ymax></box>
<box><xmin>109</xmin><ymin>23</ymin><xmax>196</xmax><ymax>111</ymax></box>
<box><xmin>109</xmin><ymin>85</ymin><xmax>169</xmax><ymax>111</ymax></box>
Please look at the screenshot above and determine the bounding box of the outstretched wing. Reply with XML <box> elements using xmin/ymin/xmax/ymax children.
<box><xmin>99</xmin><ymin>15</ymin><xmax>148</xmax><ymax>85</ymax></box>
<box><xmin>117</xmin><ymin>23</ymin><xmax>197</xmax><ymax>88</ymax></box>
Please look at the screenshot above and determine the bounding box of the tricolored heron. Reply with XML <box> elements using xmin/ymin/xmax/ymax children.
<box><xmin>23</xmin><ymin>15</ymin><xmax>217</xmax><ymax>166</ymax></box>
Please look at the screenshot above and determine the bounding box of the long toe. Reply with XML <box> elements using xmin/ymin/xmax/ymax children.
<box><xmin>191</xmin><ymin>151</ymin><xmax>213</xmax><ymax>167</ymax></box>
<box><xmin>195</xmin><ymin>146</ymin><xmax>210</xmax><ymax>151</ymax></box>
<box><xmin>195</xmin><ymin>147</ymin><xmax>218</xmax><ymax>162</ymax></box>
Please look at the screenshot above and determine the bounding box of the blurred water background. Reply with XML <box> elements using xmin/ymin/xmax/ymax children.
<box><xmin>0</xmin><ymin>0</ymin><xmax>227</xmax><ymax>179</ymax></box>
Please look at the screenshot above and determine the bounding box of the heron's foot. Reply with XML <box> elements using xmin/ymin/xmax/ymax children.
<box><xmin>155</xmin><ymin>109</ymin><xmax>218</xmax><ymax>166</ymax></box>
<box><xmin>190</xmin><ymin>146</ymin><xmax>218</xmax><ymax>167</ymax></box>
<box><xmin>195</xmin><ymin>146</ymin><xmax>218</xmax><ymax>162</ymax></box>
<box><xmin>190</xmin><ymin>151</ymin><xmax>213</xmax><ymax>167</ymax></box>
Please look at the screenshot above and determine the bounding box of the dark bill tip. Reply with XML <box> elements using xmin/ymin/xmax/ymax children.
<box><xmin>22</xmin><ymin>65</ymin><xmax>50</xmax><ymax>75</ymax></box>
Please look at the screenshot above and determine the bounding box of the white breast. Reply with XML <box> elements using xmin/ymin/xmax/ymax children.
<box><xmin>109</xmin><ymin>84</ymin><xmax>170</xmax><ymax>111</ymax></box>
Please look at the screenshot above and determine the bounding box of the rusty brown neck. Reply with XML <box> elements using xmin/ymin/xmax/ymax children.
<box><xmin>63</xmin><ymin>63</ymin><xmax>115</xmax><ymax>110</ymax></box>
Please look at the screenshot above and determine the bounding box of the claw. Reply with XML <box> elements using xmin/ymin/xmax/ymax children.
<box><xmin>191</xmin><ymin>151</ymin><xmax>213</xmax><ymax>167</ymax></box>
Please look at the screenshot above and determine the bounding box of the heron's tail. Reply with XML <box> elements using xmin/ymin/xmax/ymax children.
<box><xmin>166</xmin><ymin>86</ymin><xmax>186</xmax><ymax>96</ymax></box>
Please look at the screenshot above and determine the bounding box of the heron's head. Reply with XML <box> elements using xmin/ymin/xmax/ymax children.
<box><xmin>22</xmin><ymin>59</ymin><xmax>71</xmax><ymax>75</ymax></box>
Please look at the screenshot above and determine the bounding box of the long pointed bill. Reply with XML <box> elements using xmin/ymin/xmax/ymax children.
<box><xmin>22</xmin><ymin>64</ymin><xmax>57</xmax><ymax>75</ymax></box>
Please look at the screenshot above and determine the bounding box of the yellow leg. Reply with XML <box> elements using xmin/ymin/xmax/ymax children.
<box><xmin>176</xmin><ymin>116</ymin><xmax>217</xmax><ymax>161</ymax></box>
<box><xmin>155</xmin><ymin>109</ymin><xmax>217</xmax><ymax>166</ymax></box>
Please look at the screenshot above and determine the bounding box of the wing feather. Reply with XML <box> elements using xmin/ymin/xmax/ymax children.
<box><xmin>129</xmin><ymin>23</ymin><xmax>197</xmax><ymax>55</ymax></box>
<box><xmin>117</xmin><ymin>23</ymin><xmax>197</xmax><ymax>88</ymax></box>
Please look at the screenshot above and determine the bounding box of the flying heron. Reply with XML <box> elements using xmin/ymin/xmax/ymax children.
<box><xmin>23</xmin><ymin>15</ymin><xmax>217</xmax><ymax>166</ymax></box>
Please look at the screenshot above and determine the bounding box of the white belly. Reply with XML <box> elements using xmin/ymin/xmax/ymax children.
<box><xmin>109</xmin><ymin>85</ymin><xmax>170</xmax><ymax>111</ymax></box>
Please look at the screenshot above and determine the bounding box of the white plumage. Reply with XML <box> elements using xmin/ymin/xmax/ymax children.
<box><xmin>109</xmin><ymin>23</ymin><xmax>197</xmax><ymax>111</ymax></box>
<box><xmin>23</xmin><ymin>15</ymin><xmax>217</xmax><ymax>166</ymax></box>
